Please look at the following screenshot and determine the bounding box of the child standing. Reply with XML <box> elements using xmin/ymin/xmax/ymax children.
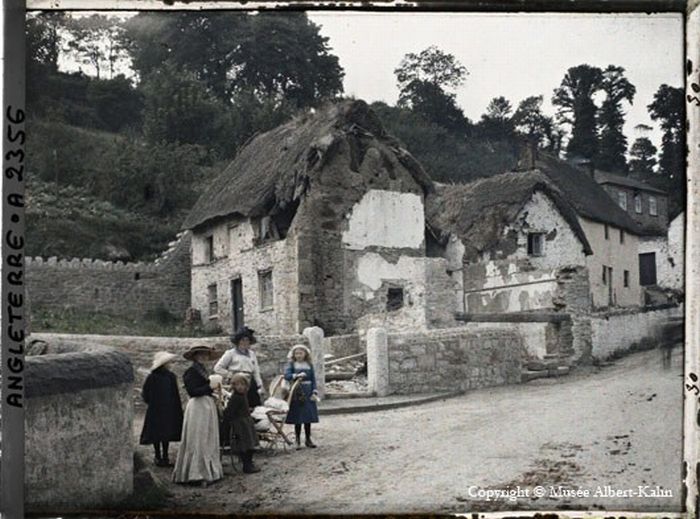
<box><xmin>284</xmin><ymin>345</ymin><xmax>319</xmax><ymax>449</ymax></box>
<box><xmin>222</xmin><ymin>373</ymin><xmax>260</xmax><ymax>473</ymax></box>
<box><xmin>139</xmin><ymin>351</ymin><xmax>184</xmax><ymax>467</ymax></box>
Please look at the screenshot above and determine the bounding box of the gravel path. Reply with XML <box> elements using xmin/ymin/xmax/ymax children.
<box><xmin>135</xmin><ymin>347</ymin><xmax>683</xmax><ymax>514</ymax></box>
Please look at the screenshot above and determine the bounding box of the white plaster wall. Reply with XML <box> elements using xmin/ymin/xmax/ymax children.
<box><xmin>191</xmin><ymin>217</ymin><xmax>299</xmax><ymax>334</ymax></box>
<box><xmin>666</xmin><ymin>212</ymin><xmax>685</xmax><ymax>290</ymax></box>
<box><xmin>353</xmin><ymin>252</ymin><xmax>429</xmax><ymax>332</ymax></box>
<box><xmin>580</xmin><ymin>217</ymin><xmax>642</xmax><ymax>308</ymax></box>
<box><xmin>462</xmin><ymin>191</ymin><xmax>588</xmax><ymax>314</ymax></box>
<box><xmin>590</xmin><ymin>305</ymin><xmax>683</xmax><ymax>359</ymax></box>
<box><xmin>342</xmin><ymin>190</ymin><xmax>424</xmax><ymax>250</ymax></box>
<box><xmin>509</xmin><ymin>191</ymin><xmax>588</xmax><ymax>268</ymax></box>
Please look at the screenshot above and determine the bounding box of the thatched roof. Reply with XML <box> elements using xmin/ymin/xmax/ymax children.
<box><xmin>536</xmin><ymin>154</ymin><xmax>642</xmax><ymax>234</ymax></box>
<box><xmin>183</xmin><ymin>100</ymin><xmax>434</xmax><ymax>231</ymax></box>
<box><xmin>426</xmin><ymin>170</ymin><xmax>593</xmax><ymax>260</ymax></box>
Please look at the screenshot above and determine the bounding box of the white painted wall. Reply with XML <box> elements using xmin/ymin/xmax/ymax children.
<box><xmin>590</xmin><ymin>305</ymin><xmax>683</xmax><ymax>359</ymax></box>
<box><xmin>580</xmin><ymin>217</ymin><xmax>642</xmax><ymax>308</ymax></box>
<box><xmin>639</xmin><ymin>212</ymin><xmax>685</xmax><ymax>291</ymax></box>
<box><xmin>342</xmin><ymin>190</ymin><xmax>424</xmax><ymax>250</ymax></box>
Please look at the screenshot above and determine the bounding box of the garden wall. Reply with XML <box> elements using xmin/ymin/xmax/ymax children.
<box><xmin>25</xmin><ymin>231</ymin><xmax>191</xmax><ymax>321</ymax></box>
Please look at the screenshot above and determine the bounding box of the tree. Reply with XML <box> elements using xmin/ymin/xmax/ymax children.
<box><xmin>86</xmin><ymin>75</ymin><xmax>143</xmax><ymax>132</ymax></box>
<box><xmin>628</xmin><ymin>137</ymin><xmax>657</xmax><ymax>178</ymax></box>
<box><xmin>65</xmin><ymin>14</ymin><xmax>128</xmax><ymax>79</ymax></box>
<box><xmin>552</xmin><ymin>64</ymin><xmax>603</xmax><ymax>160</ymax></box>
<box><xmin>27</xmin><ymin>12</ymin><xmax>68</xmax><ymax>73</ymax></box>
<box><xmin>141</xmin><ymin>63</ymin><xmax>229</xmax><ymax>150</ymax></box>
<box><xmin>596</xmin><ymin>65</ymin><xmax>636</xmax><ymax>172</ymax></box>
<box><xmin>477</xmin><ymin>96</ymin><xmax>515</xmax><ymax>140</ymax></box>
<box><xmin>648</xmin><ymin>84</ymin><xmax>685</xmax><ymax>215</ymax></box>
<box><xmin>122</xmin><ymin>12</ymin><xmax>344</xmax><ymax>106</ymax></box>
<box><xmin>394</xmin><ymin>46</ymin><xmax>469</xmax><ymax>133</ymax></box>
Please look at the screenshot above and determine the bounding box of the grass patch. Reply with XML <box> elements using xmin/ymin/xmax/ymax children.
<box><xmin>31</xmin><ymin>306</ymin><xmax>220</xmax><ymax>337</ymax></box>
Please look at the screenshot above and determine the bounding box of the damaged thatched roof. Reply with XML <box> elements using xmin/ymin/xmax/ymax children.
<box><xmin>536</xmin><ymin>154</ymin><xmax>642</xmax><ymax>235</ymax></box>
<box><xmin>426</xmin><ymin>170</ymin><xmax>593</xmax><ymax>259</ymax></box>
<box><xmin>182</xmin><ymin>100</ymin><xmax>434</xmax><ymax>231</ymax></box>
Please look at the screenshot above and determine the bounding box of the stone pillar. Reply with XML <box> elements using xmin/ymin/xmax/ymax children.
<box><xmin>367</xmin><ymin>327</ymin><xmax>390</xmax><ymax>397</ymax></box>
<box><xmin>303</xmin><ymin>326</ymin><xmax>325</xmax><ymax>398</ymax></box>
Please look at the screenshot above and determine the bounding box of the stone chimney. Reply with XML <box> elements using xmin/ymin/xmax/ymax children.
<box><xmin>516</xmin><ymin>137</ymin><xmax>538</xmax><ymax>171</ymax></box>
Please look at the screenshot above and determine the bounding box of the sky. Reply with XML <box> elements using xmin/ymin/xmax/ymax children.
<box><xmin>60</xmin><ymin>11</ymin><xmax>684</xmax><ymax>152</ymax></box>
<box><xmin>307</xmin><ymin>12</ymin><xmax>684</xmax><ymax>150</ymax></box>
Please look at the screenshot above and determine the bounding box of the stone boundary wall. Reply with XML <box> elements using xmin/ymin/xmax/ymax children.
<box><xmin>30</xmin><ymin>332</ymin><xmax>309</xmax><ymax>409</ymax></box>
<box><xmin>25</xmin><ymin>343</ymin><xmax>134</xmax><ymax>511</ymax></box>
<box><xmin>589</xmin><ymin>304</ymin><xmax>684</xmax><ymax>360</ymax></box>
<box><xmin>26</xmin><ymin>231</ymin><xmax>192</xmax><ymax>321</ymax></box>
<box><xmin>383</xmin><ymin>327</ymin><xmax>522</xmax><ymax>394</ymax></box>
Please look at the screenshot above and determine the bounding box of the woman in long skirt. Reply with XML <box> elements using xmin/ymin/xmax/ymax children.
<box><xmin>172</xmin><ymin>345</ymin><xmax>224</xmax><ymax>487</ymax></box>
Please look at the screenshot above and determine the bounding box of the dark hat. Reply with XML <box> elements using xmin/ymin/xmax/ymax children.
<box><xmin>183</xmin><ymin>344</ymin><xmax>217</xmax><ymax>361</ymax></box>
<box><xmin>230</xmin><ymin>326</ymin><xmax>257</xmax><ymax>345</ymax></box>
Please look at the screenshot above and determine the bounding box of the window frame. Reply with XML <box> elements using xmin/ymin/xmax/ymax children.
<box><xmin>634</xmin><ymin>193</ymin><xmax>642</xmax><ymax>214</ymax></box>
<box><xmin>205</xmin><ymin>235</ymin><xmax>214</xmax><ymax>263</ymax></box>
<box><xmin>207</xmin><ymin>283</ymin><xmax>218</xmax><ymax>318</ymax></box>
<box><xmin>617</xmin><ymin>191</ymin><xmax>627</xmax><ymax>211</ymax></box>
<box><xmin>527</xmin><ymin>232</ymin><xmax>545</xmax><ymax>257</ymax></box>
<box><xmin>649</xmin><ymin>196</ymin><xmax>658</xmax><ymax>217</ymax></box>
<box><xmin>258</xmin><ymin>269</ymin><xmax>274</xmax><ymax>311</ymax></box>
<box><xmin>623</xmin><ymin>270</ymin><xmax>630</xmax><ymax>288</ymax></box>
<box><xmin>386</xmin><ymin>287</ymin><xmax>405</xmax><ymax>312</ymax></box>
<box><xmin>604</xmin><ymin>224</ymin><xmax>609</xmax><ymax>240</ymax></box>
<box><xmin>619</xmin><ymin>229</ymin><xmax>625</xmax><ymax>244</ymax></box>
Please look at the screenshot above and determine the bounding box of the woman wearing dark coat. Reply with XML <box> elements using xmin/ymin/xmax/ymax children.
<box><xmin>139</xmin><ymin>351</ymin><xmax>184</xmax><ymax>467</ymax></box>
<box><xmin>172</xmin><ymin>345</ymin><xmax>224</xmax><ymax>486</ymax></box>
<box><xmin>222</xmin><ymin>373</ymin><xmax>260</xmax><ymax>473</ymax></box>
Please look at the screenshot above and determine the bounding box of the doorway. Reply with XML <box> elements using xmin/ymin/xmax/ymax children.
<box><xmin>639</xmin><ymin>253</ymin><xmax>657</xmax><ymax>286</ymax></box>
<box><xmin>231</xmin><ymin>278</ymin><xmax>244</xmax><ymax>331</ymax></box>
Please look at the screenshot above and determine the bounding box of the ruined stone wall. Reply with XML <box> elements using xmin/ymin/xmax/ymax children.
<box><xmin>324</xmin><ymin>333</ymin><xmax>362</xmax><ymax>358</ymax></box>
<box><xmin>25</xmin><ymin>345</ymin><xmax>134</xmax><ymax>511</ymax></box>
<box><xmin>589</xmin><ymin>304</ymin><xmax>683</xmax><ymax>360</ymax></box>
<box><xmin>386</xmin><ymin>328</ymin><xmax>522</xmax><ymax>394</ymax></box>
<box><xmin>26</xmin><ymin>232</ymin><xmax>191</xmax><ymax>320</ymax></box>
<box><xmin>580</xmin><ymin>217</ymin><xmax>643</xmax><ymax>308</ymax></box>
<box><xmin>31</xmin><ymin>332</ymin><xmax>308</xmax><ymax>410</ymax></box>
<box><xmin>191</xmin><ymin>217</ymin><xmax>299</xmax><ymax>334</ymax></box>
<box><xmin>462</xmin><ymin>191</ymin><xmax>588</xmax><ymax>314</ymax></box>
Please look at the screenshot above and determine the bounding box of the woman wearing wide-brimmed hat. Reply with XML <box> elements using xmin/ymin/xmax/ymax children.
<box><xmin>172</xmin><ymin>345</ymin><xmax>224</xmax><ymax>487</ymax></box>
<box><xmin>139</xmin><ymin>351</ymin><xmax>184</xmax><ymax>467</ymax></box>
<box><xmin>214</xmin><ymin>326</ymin><xmax>264</xmax><ymax>408</ymax></box>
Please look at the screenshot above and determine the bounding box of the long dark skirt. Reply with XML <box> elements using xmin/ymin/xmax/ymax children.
<box><xmin>247</xmin><ymin>378</ymin><xmax>261</xmax><ymax>408</ymax></box>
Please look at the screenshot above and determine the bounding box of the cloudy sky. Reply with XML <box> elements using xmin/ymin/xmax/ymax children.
<box><xmin>307</xmin><ymin>12</ymin><xmax>684</xmax><ymax>149</ymax></box>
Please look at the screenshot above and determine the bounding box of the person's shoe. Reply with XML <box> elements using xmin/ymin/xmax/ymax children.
<box><xmin>305</xmin><ymin>438</ymin><xmax>317</xmax><ymax>448</ymax></box>
<box><xmin>200</xmin><ymin>480</ymin><xmax>209</xmax><ymax>488</ymax></box>
<box><xmin>154</xmin><ymin>457</ymin><xmax>166</xmax><ymax>467</ymax></box>
<box><xmin>163</xmin><ymin>457</ymin><xmax>174</xmax><ymax>467</ymax></box>
<box><xmin>243</xmin><ymin>463</ymin><xmax>261</xmax><ymax>474</ymax></box>
<box><xmin>295</xmin><ymin>438</ymin><xmax>302</xmax><ymax>450</ymax></box>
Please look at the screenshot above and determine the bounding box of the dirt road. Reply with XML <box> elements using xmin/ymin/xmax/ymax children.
<box><xmin>136</xmin><ymin>347</ymin><xmax>683</xmax><ymax>514</ymax></box>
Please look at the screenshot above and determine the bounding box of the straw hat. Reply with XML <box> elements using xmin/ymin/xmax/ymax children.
<box><xmin>287</xmin><ymin>344</ymin><xmax>311</xmax><ymax>361</ymax></box>
<box><xmin>209</xmin><ymin>374</ymin><xmax>223</xmax><ymax>390</ymax></box>
<box><xmin>183</xmin><ymin>344</ymin><xmax>217</xmax><ymax>361</ymax></box>
<box><xmin>150</xmin><ymin>351</ymin><xmax>178</xmax><ymax>371</ymax></box>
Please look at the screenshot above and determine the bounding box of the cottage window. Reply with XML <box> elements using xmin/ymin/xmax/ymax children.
<box><xmin>527</xmin><ymin>233</ymin><xmax>545</xmax><ymax>257</ymax></box>
<box><xmin>386</xmin><ymin>288</ymin><xmax>404</xmax><ymax>311</ymax></box>
<box><xmin>624</xmin><ymin>270</ymin><xmax>630</xmax><ymax>287</ymax></box>
<box><xmin>619</xmin><ymin>229</ymin><xmax>625</xmax><ymax>244</ymax></box>
<box><xmin>205</xmin><ymin>235</ymin><xmax>214</xmax><ymax>263</ymax></box>
<box><xmin>649</xmin><ymin>196</ymin><xmax>658</xmax><ymax>216</ymax></box>
<box><xmin>259</xmin><ymin>270</ymin><xmax>273</xmax><ymax>310</ymax></box>
<box><xmin>257</xmin><ymin>216</ymin><xmax>280</xmax><ymax>242</ymax></box>
<box><xmin>604</xmin><ymin>225</ymin><xmax>609</xmax><ymax>240</ymax></box>
<box><xmin>634</xmin><ymin>194</ymin><xmax>642</xmax><ymax>214</ymax></box>
<box><xmin>617</xmin><ymin>191</ymin><xmax>627</xmax><ymax>211</ymax></box>
<box><xmin>228</xmin><ymin>224</ymin><xmax>239</xmax><ymax>255</ymax></box>
<box><xmin>207</xmin><ymin>284</ymin><xmax>218</xmax><ymax>318</ymax></box>
<box><xmin>602</xmin><ymin>265</ymin><xmax>607</xmax><ymax>284</ymax></box>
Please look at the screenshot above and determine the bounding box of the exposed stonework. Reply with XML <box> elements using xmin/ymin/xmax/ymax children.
<box><xmin>26</xmin><ymin>232</ymin><xmax>192</xmax><ymax>321</ymax></box>
<box><xmin>386</xmin><ymin>327</ymin><xmax>522</xmax><ymax>394</ymax></box>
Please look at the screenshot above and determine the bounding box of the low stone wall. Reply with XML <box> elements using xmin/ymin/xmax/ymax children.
<box><xmin>25</xmin><ymin>343</ymin><xmax>134</xmax><ymax>511</ymax></box>
<box><xmin>30</xmin><ymin>332</ymin><xmax>308</xmax><ymax>409</ymax></box>
<box><xmin>381</xmin><ymin>327</ymin><xmax>522</xmax><ymax>394</ymax></box>
<box><xmin>589</xmin><ymin>304</ymin><xmax>684</xmax><ymax>360</ymax></box>
<box><xmin>26</xmin><ymin>231</ymin><xmax>191</xmax><ymax>321</ymax></box>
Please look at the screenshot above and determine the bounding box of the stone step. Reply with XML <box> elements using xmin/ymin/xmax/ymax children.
<box><xmin>324</xmin><ymin>391</ymin><xmax>376</xmax><ymax>400</ymax></box>
<box><xmin>325</xmin><ymin>371</ymin><xmax>355</xmax><ymax>381</ymax></box>
<box><xmin>521</xmin><ymin>365</ymin><xmax>570</xmax><ymax>382</ymax></box>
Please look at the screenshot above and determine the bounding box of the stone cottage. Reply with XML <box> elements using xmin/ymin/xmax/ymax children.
<box><xmin>182</xmin><ymin>101</ymin><xmax>456</xmax><ymax>336</ymax></box>
<box><xmin>427</xmin><ymin>154</ymin><xmax>646</xmax><ymax>313</ymax></box>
